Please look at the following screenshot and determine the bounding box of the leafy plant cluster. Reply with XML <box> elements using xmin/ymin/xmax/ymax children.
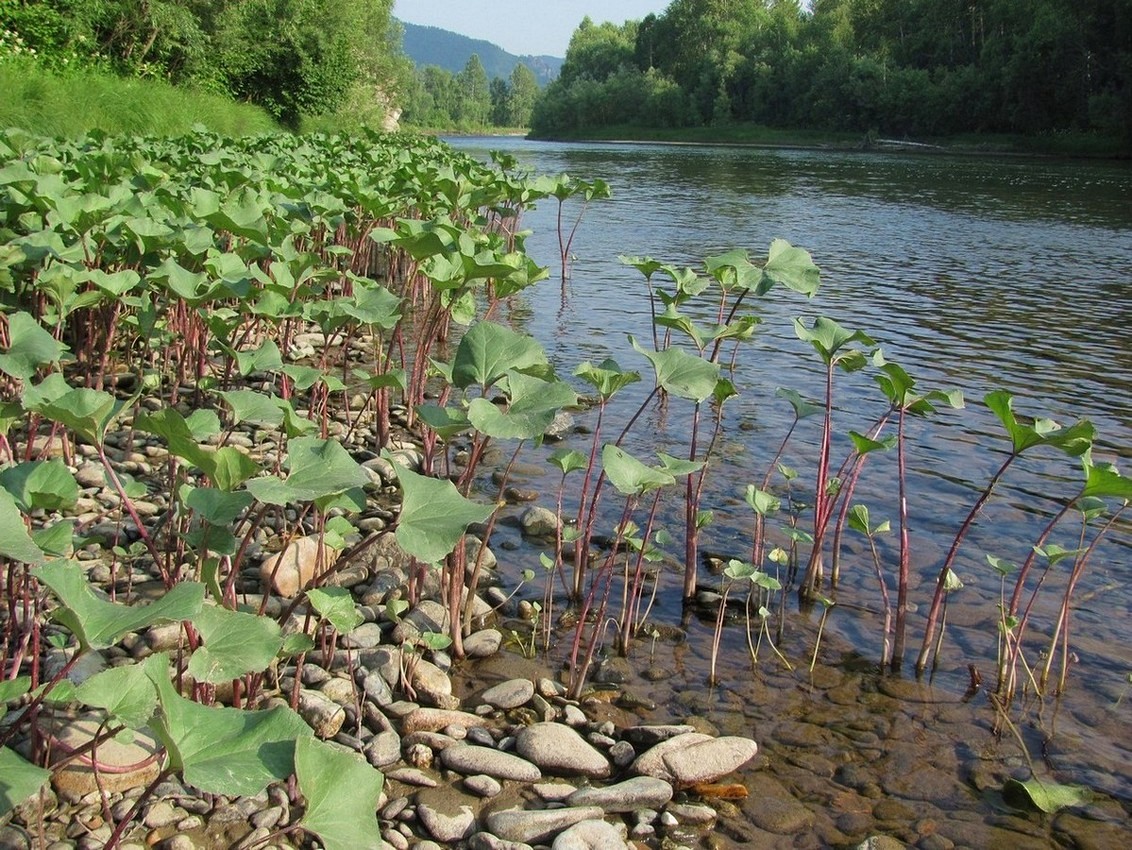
<box><xmin>0</xmin><ymin>0</ymin><xmax>404</xmax><ymax>128</ymax></box>
<box><xmin>0</xmin><ymin>121</ymin><xmax>1127</xmax><ymax>844</ymax></box>
<box><xmin>0</xmin><ymin>127</ymin><xmax>561</xmax><ymax>846</ymax></box>
<box><xmin>531</xmin><ymin>0</ymin><xmax>1132</xmax><ymax>145</ymax></box>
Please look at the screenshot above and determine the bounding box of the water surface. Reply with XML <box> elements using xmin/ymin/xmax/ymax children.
<box><xmin>447</xmin><ymin>137</ymin><xmax>1132</xmax><ymax>845</ymax></box>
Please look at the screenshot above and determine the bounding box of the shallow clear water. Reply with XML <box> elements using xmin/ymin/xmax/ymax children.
<box><xmin>446</xmin><ymin>137</ymin><xmax>1132</xmax><ymax>844</ymax></box>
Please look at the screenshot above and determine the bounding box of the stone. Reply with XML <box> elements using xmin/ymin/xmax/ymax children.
<box><xmin>468</xmin><ymin>834</ymin><xmax>534</xmax><ymax>850</ymax></box>
<box><xmin>552</xmin><ymin>819</ymin><xmax>630</xmax><ymax>850</ymax></box>
<box><xmin>631</xmin><ymin>732</ymin><xmax>757</xmax><ymax>788</ymax></box>
<box><xmin>485</xmin><ymin>807</ymin><xmax>607</xmax><ymax>845</ymax></box>
<box><xmin>365</xmin><ymin>731</ymin><xmax>401</xmax><ymax>768</ymax></box>
<box><xmin>297</xmin><ymin>689</ymin><xmax>346</xmax><ymax>739</ymax></box>
<box><xmin>259</xmin><ymin>535</ymin><xmax>337</xmax><ymax>597</ymax></box>
<box><xmin>666</xmin><ymin>801</ymin><xmax>717</xmax><ymax>825</ymax></box>
<box><xmin>340</xmin><ymin>622</ymin><xmax>384</xmax><ymax>649</ymax></box>
<box><xmin>410</xmin><ymin>658</ymin><xmax>456</xmax><ymax>707</ymax></box>
<box><xmin>566</xmin><ymin>776</ymin><xmax>673</xmax><ymax>813</ymax></box>
<box><xmin>463</xmin><ymin>774</ymin><xmax>502</xmax><ymax>798</ymax></box>
<box><xmin>519</xmin><ymin>506</ymin><xmax>559</xmax><ymax>539</ymax></box>
<box><xmin>622</xmin><ymin>725</ymin><xmax>697</xmax><ymax>747</ymax></box>
<box><xmin>515</xmin><ymin>723</ymin><xmax>611</xmax><ymax>779</ymax></box>
<box><xmin>480</xmin><ymin>678</ymin><xmax>535</xmax><ymax>710</ymax></box>
<box><xmin>418</xmin><ymin>802</ymin><xmax>476</xmax><ymax>843</ymax></box>
<box><xmin>440</xmin><ymin>744</ymin><xmax>541</xmax><ymax>782</ymax></box>
<box><xmin>45</xmin><ymin>716</ymin><xmax>162</xmax><ymax>799</ymax></box>
<box><xmin>464</xmin><ymin>629</ymin><xmax>503</xmax><ymax>658</ymax></box>
<box><xmin>401</xmin><ymin>708</ymin><xmax>490</xmax><ymax>735</ymax></box>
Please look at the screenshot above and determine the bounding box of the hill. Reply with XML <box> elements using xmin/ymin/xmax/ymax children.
<box><xmin>397</xmin><ymin>20</ymin><xmax>562</xmax><ymax>85</ymax></box>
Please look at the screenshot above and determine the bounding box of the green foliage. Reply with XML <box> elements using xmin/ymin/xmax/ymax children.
<box><xmin>1</xmin><ymin>0</ymin><xmax>400</xmax><ymax>131</ymax></box>
<box><xmin>295</xmin><ymin>736</ymin><xmax>385</xmax><ymax>849</ymax></box>
<box><xmin>392</xmin><ymin>463</ymin><xmax>496</xmax><ymax>565</ymax></box>
<box><xmin>530</xmin><ymin>0</ymin><xmax>1132</xmax><ymax>147</ymax></box>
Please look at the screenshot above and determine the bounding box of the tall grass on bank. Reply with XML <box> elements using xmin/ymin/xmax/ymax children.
<box><xmin>0</xmin><ymin>56</ymin><xmax>278</xmax><ymax>138</ymax></box>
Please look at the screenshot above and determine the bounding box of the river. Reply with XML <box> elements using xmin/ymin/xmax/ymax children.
<box><xmin>445</xmin><ymin>138</ymin><xmax>1132</xmax><ymax>847</ymax></box>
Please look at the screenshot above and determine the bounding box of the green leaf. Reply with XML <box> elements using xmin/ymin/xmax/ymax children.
<box><xmin>235</xmin><ymin>340</ymin><xmax>284</xmax><ymax>376</ymax></box>
<box><xmin>32</xmin><ymin>519</ymin><xmax>73</xmax><ymax>558</ymax></box>
<box><xmin>705</xmin><ymin>248</ymin><xmax>768</xmax><ymax>294</ymax></box>
<box><xmin>775</xmin><ymin>387</ymin><xmax>822</xmax><ymax>420</ymax></box>
<box><xmin>1003</xmin><ymin>777</ymin><xmax>1091</xmax><ymax>813</ymax></box>
<box><xmin>0</xmin><ymin>676</ymin><xmax>30</xmax><ymax>705</ymax></box>
<box><xmin>744</xmin><ymin>485</ymin><xmax>780</xmax><ymax>517</ymax></box>
<box><xmin>1082</xmin><ymin>463</ymin><xmax>1132</xmax><ymax>501</ymax></box>
<box><xmin>0</xmin><ymin>488</ymin><xmax>46</xmax><ymax>564</ymax></box>
<box><xmin>185</xmin><ymin>487</ymin><xmax>252</xmax><ymax>525</ymax></box>
<box><xmin>629</xmin><ymin>336</ymin><xmax>720</xmax><ymax>402</ymax></box>
<box><xmin>656</xmin><ymin>452</ymin><xmax>705</xmax><ymax>477</ymax></box>
<box><xmin>467</xmin><ymin>372</ymin><xmax>576</xmax><ymax>440</ymax></box>
<box><xmin>602</xmin><ymin>445</ymin><xmax>676</xmax><ymax>496</ymax></box>
<box><xmin>33</xmin><ymin>387</ymin><xmax>130</xmax><ymax>444</ymax></box>
<box><xmin>219</xmin><ymin>389</ymin><xmax>286</xmax><ymax>428</ymax></box>
<box><xmin>33</xmin><ymin>562</ymin><xmax>203</xmax><ymax>650</ymax></box>
<box><xmin>75</xmin><ymin>653</ymin><xmax>162</xmax><ymax>729</ymax></box>
<box><xmin>763</xmin><ymin>239</ymin><xmax>821</xmax><ymax>296</ymax></box>
<box><xmin>246</xmin><ymin>437</ymin><xmax>368</xmax><ymax>507</ymax></box>
<box><xmin>573</xmin><ymin>358</ymin><xmax>640</xmax><ymax>400</ymax></box>
<box><xmin>295</xmin><ymin>735</ymin><xmax>384</xmax><ymax>850</ymax></box>
<box><xmin>0</xmin><ymin>459</ymin><xmax>79</xmax><ymax>512</ymax></box>
<box><xmin>985</xmin><ymin>390</ymin><xmax>1095</xmax><ymax>457</ymax></box>
<box><xmin>212</xmin><ymin>448</ymin><xmax>261</xmax><ymax>492</ymax></box>
<box><xmin>392</xmin><ymin>463</ymin><xmax>495</xmax><ymax>564</ymax></box>
<box><xmin>188</xmin><ymin>605</ymin><xmax>283</xmax><ymax>683</ymax></box>
<box><xmin>451</xmin><ymin>321</ymin><xmax>548</xmax><ymax>389</ymax></box>
<box><xmin>548</xmin><ymin>448</ymin><xmax>587</xmax><ymax>475</ymax></box>
<box><xmin>0</xmin><ymin>746</ymin><xmax>51</xmax><ymax>817</ymax></box>
<box><xmin>416</xmin><ymin>403</ymin><xmax>470</xmax><ymax>440</ymax></box>
<box><xmin>0</xmin><ymin>312</ymin><xmax>68</xmax><ymax>380</ymax></box>
<box><xmin>793</xmin><ymin>316</ymin><xmax>875</xmax><ymax>367</ymax></box>
<box><xmin>146</xmin><ymin>656</ymin><xmax>310</xmax><ymax>797</ymax></box>
<box><xmin>307</xmin><ymin>587</ymin><xmax>362</xmax><ymax>633</ymax></box>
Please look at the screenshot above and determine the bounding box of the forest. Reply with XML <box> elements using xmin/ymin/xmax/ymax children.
<box><xmin>531</xmin><ymin>0</ymin><xmax>1132</xmax><ymax>145</ymax></box>
<box><xmin>0</xmin><ymin>0</ymin><xmax>403</xmax><ymax>128</ymax></box>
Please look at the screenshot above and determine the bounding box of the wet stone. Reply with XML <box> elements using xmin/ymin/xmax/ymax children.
<box><xmin>480</xmin><ymin>678</ymin><xmax>535</xmax><ymax>710</ymax></box>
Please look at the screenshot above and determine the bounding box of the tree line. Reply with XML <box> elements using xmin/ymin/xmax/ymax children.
<box><xmin>0</xmin><ymin>0</ymin><xmax>402</xmax><ymax>128</ymax></box>
<box><xmin>400</xmin><ymin>56</ymin><xmax>541</xmax><ymax>129</ymax></box>
<box><xmin>531</xmin><ymin>0</ymin><xmax>1132</xmax><ymax>144</ymax></box>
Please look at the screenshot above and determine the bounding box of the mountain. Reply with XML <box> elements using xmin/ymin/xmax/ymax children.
<box><xmin>397</xmin><ymin>20</ymin><xmax>563</xmax><ymax>86</ymax></box>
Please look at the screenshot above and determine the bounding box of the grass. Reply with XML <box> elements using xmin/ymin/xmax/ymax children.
<box><xmin>0</xmin><ymin>56</ymin><xmax>279</xmax><ymax>138</ymax></box>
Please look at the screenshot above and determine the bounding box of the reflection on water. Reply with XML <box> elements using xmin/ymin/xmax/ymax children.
<box><xmin>446</xmin><ymin>138</ymin><xmax>1132</xmax><ymax>839</ymax></box>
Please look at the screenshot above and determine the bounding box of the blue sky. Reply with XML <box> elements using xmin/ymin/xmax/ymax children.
<box><xmin>392</xmin><ymin>1</ymin><xmax>672</xmax><ymax>57</ymax></box>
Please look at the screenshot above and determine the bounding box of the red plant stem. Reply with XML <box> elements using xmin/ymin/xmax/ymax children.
<box><xmin>683</xmin><ymin>401</ymin><xmax>703</xmax><ymax>600</ymax></box>
<box><xmin>915</xmin><ymin>451</ymin><xmax>1018</xmax><ymax>675</ymax></box>
<box><xmin>621</xmin><ymin>489</ymin><xmax>663</xmax><ymax>651</ymax></box>
<box><xmin>801</xmin><ymin>363</ymin><xmax>836</xmax><ymax>597</ymax></box>
<box><xmin>573</xmin><ymin>402</ymin><xmax>607</xmax><ymax>599</ymax></box>
<box><xmin>891</xmin><ymin>408</ymin><xmax>910</xmax><ymax>671</ymax></box>
<box><xmin>1050</xmin><ymin>506</ymin><xmax>1124</xmax><ymax>693</ymax></box>
<box><xmin>996</xmin><ymin>496</ymin><xmax>1076</xmax><ymax>698</ymax></box>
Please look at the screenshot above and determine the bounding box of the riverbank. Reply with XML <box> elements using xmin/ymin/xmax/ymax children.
<box><xmin>529</xmin><ymin>123</ymin><xmax>1131</xmax><ymax>159</ymax></box>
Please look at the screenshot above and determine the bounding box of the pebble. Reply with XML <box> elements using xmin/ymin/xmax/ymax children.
<box><xmin>480</xmin><ymin>678</ymin><xmax>535</xmax><ymax>709</ymax></box>
<box><xmin>515</xmin><ymin>723</ymin><xmax>611</xmax><ymax>778</ymax></box>
<box><xmin>485</xmin><ymin>806</ymin><xmax>607</xmax><ymax>845</ymax></box>
<box><xmin>440</xmin><ymin>743</ymin><xmax>542</xmax><ymax>782</ymax></box>
<box><xmin>566</xmin><ymin>776</ymin><xmax>673</xmax><ymax>812</ymax></box>
<box><xmin>552</xmin><ymin>818</ymin><xmax>630</xmax><ymax>850</ymax></box>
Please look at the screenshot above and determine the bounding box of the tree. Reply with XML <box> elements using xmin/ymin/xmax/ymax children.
<box><xmin>504</xmin><ymin>63</ymin><xmax>539</xmax><ymax>126</ymax></box>
<box><xmin>455</xmin><ymin>53</ymin><xmax>491</xmax><ymax>125</ymax></box>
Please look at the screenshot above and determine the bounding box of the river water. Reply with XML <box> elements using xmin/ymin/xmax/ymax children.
<box><xmin>445</xmin><ymin>138</ymin><xmax>1132</xmax><ymax>847</ymax></box>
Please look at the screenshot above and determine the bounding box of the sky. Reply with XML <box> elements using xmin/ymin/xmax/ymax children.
<box><xmin>392</xmin><ymin>1</ymin><xmax>672</xmax><ymax>58</ymax></box>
